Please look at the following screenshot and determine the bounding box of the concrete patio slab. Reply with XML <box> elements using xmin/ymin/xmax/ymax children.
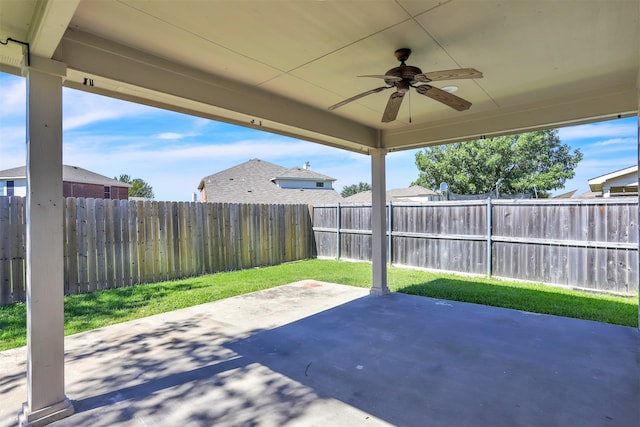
<box><xmin>1</xmin><ymin>280</ymin><xmax>638</xmax><ymax>426</ymax></box>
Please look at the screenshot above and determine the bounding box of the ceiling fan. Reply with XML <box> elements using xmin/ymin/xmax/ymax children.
<box><xmin>328</xmin><ymin>48</ymin><xmax>483</xmax><ymax>123</ymax></box>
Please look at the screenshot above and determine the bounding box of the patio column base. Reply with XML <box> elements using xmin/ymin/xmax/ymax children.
<box><xmin>369</xmin><ymin>286</ymin><xmax>390</xmax><ymax>296</ymax></box>
<box><xmin>18</xmin><ymin>397</ymin><xmax>74</xmax><ymax>427</ymax></box>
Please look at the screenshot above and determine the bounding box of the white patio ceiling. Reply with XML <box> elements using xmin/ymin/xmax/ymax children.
<box><xmin>1</xmin><ymin>0</ymin><xmax>638</xmax><ymax>154</ymax></box>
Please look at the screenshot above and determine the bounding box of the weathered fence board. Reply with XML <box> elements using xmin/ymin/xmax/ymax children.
<box><xmin>112</xmin><ymin>199</ymin><xmax>123</xmax><ymax>288</ymax></box>
<box><xmin>9</xmin><ymin>197</ymin><xmax>25</xmax><ymax>303</ymax></box>
<box><xmin>76</xmin><ymin>198</ymin><xmax>87</xmax><ymax>293</ymax></box>
<box><xmin>0</xmin><ymin>197</ymin><xmax>10</xmax><ymax>305</ymax></box>
<box><xmin>65</xmin><ymin>198</ymin><xmax>79</xmax><ymax>295</ymax></box>
<box><xmin>86</xmin><ymin>199</ymin><xmax>97</xmax><ymax>293</ymax></box>
<box><xmin>95</xmin><ymin>199</ymin><xmax>106</xmax><ymax>290</ymax></box>
<box><xmin>314</xmin><ymin>199</ymin><xmax>638</xmax><ymax>294</ymax></box>
<box><xmin>0</xmin><ymin>198</ymin><xmax>315</xmax><ymax>304</ymax></box>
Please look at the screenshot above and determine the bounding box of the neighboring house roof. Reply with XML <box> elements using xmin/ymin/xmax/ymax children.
<box><xmin>198</xmin><ymin>159</ymin><xmax>343</xmax><ymax>204</ymax></box>
<box><xmin>0</xmin><ymin>165</ymin><xmax>131</xmax><ymax>187</ymax></box>
<box><xmin>574</xmin><ymin>191</ymin><xmax>600</xmax><ymax>199</ymax></box>
<box><xmin>588</xmin><ymin>165</ymin><xmax>637</xmax><ymax>196</ymax></box>
<box><xmin>344</xmin><ymin>186</ymin><xmax>439</xmax><ymax>203</ymax></box>
<box><xmin>343</xmin><ymin>190</ymin><xmax>372</xmax><ymax>203</ymax></box>
<box><xmin>387</xmin><ymin>186</ymin><xmax>439</xmax><ymax>200</ymax></box>
<box><xmin>274</xmin><ymin>167</ymin><xmax>335</xmax><ymax>182</ymax></box>
<box><xmin>552</xmin><ymin>190</ymin><xmax>577</xmax><ymax>199</ymax></box>
<box><xmin>0</xmin><ymin>166</ymin><xmax>26</xmax><ymax>180</ymax></box>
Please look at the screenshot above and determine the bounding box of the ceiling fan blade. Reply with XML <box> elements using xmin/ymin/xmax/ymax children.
<box><xmin>381</xmin><ymin>91</ymin><xmax>405</xmax><ymax>122</ymax></box>
<box><xmin>328</xmin><ymin>86</ymin><xmax>391</xmax><ymax>111</ymax></box>
<box><xmin>359</xmin><ymin>74</ymin><xmax>402</xmax><ymax>82</ymax></box>
<box><xmin>415</xmin><ymin>85</ymin><xmax>472</xmax><ymax>111</ymax></box>
<box><xmin>414</xmin><ymin>68</ymin><xmax>483</xmax><ymax>83</ymax></box>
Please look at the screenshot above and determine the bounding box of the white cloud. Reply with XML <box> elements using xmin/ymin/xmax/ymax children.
<box><xmin>579</xmin><ymin>137</ymin><xmax>637</xmax><ymax>159</ymax></box>
<box><xmin>62</xmin><ymin>87</ymin><xmax>158</xmax><ymax>131</ymax></box>
<box><xmin>0</xmin><ymin>125</ymin><xmax>25</xmax><ymax>145</ymax></box>
<box><xmin>589</xmin><ymin>137</ymin><xmax>636</xmax><ymax>147</ymax></box>
<box><xmin>576</xmin><ymin>159</ymin><xmax>637</xmax><ymax>174</ymax></box>
<box><xmin>0</xmin><ymin>75</ymin><xmax>162</xmax><ymax>133</ymax></box>
<box><xmin>63</xmin><ymin>138</ymin><xmax>342</xmax><ymax>169</ymax></box>
<box><xmin>0</xmin><ymin>149</ymin><xmax>25</xmax><ymax>170</ymax></box>
<box><xmin>156</xmin><ymin>132</ymin><xmax>198</xmax><ymax>140</ymax></box>
<box><xmin>0</xmin><ymin>77</ymin><xmax>27</xmax><ymax>168</ymax></box>
<box><xmin>558</xmin><ymin>121</ymin><xmax>637</xmax><ymax>140</ymax></box>
<box><xmin>0</xmin><ymin>77</ymin><xmax>25</xmax><ymax>117</ymax></box>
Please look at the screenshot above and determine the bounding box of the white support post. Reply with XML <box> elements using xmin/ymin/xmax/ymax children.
<box><xmin>336</xmin><ymin>203</ymin><xmax>341</xmax><ymax>260</ymax></box>
<box><xmin>370</xmin><ymin>148</ymin><xmax>389</xmax><ymax>295</ymax></box>
<box><xmin>637</xmin><ymin>68</ymin><xmax>639</xmax><ymax>330</ymax></box>
<box><xmin>388</xmin><ymin>201</ymin><xmax>393</xmax><ymax>265</ymax></box>
<box><xmin>18</xmin><ymin>57</ymin><xmax>74</xmax><ymax>426</ymax></box>
<box><xmin>486</xmin><ymin>197</ymin><xmax>493</xmax><ymax>278</ymax></box>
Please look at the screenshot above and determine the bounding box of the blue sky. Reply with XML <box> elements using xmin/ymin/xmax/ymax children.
<box><xmin>0</xmin><ymin>72</ymin><xmax>637</xmax><ymax>201</ymax></box>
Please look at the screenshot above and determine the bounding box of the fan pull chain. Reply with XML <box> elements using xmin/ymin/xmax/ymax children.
<box><xmin>408</xmin><ymin>90</ymin><xmax>412</xmax><ymax>124</ymax></box>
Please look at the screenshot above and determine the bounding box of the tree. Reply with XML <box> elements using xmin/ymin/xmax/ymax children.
<box><xmin>341</xmin><ymin>182</ymin><xmax>371</xmax><ymax>198</ymax></box>
<box><xmin>412</xmin><ymin>130</ymin><xmax>582</xmax><ymax>198</ymax></box>
<box><xmin>116</xmin><ymin>174</ymin><xmax>155</xmax><ymax>199</ymax></box>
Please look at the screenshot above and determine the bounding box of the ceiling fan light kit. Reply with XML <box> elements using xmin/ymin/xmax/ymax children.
<box><xmin>328</xmin><ymin>48</ymin><xmax>482</xmax><ymax>123</ymax></box>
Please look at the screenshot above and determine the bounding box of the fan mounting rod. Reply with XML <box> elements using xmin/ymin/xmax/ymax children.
<box><xmin>394</xmin><ymin>48</ymin><xmax>412</xmax><ymax>63</ymax></box>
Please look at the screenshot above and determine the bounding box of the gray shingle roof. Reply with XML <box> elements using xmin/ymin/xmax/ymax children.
<box><xmin>387</xmin><ymin>186</ymin><xmax>438</xmax><ymax>198</ymax></box>
<box><xmin>0</xmin><ymin>165</ymin><xmax>131</xmax><ymax>187</ymax></box>
<box><xmin>343</xmin><ymin>186</ymin><xmax>438</xmax><ymax>203</ymax></box>
<box><xmin>342</xmin><ymin>190</ymin><xmax>372</xmax><ymax>203</ymax></box>
<box><xmin>552</xmin><ymin>190</ymin><xmax>577</xmax><ymax>199</ymax></box>
<box><xmin>275</xmin><ymin>167</ymin><xmax>335</xmax><ymax>181</ymax></box>
<box><xmin>198</xmin><ymin>159</ymin><xmax>343</xmax><ymax>204</ymax></box>
<box><xmin>574</xmin><ymin>191</ymin><xmax>600</xmax><ymax>199</ymax></box>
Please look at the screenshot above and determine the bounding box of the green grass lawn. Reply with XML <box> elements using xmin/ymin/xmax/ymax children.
<box><xmin>0</xmin><ymin>259</ymin><xmax>637</xmax><ymax>351</ymax></box>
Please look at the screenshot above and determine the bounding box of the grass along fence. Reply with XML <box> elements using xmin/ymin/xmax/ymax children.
<box><xmin>0</xmin><ymin>197</ymin><xmax>314</xmax><ymax>305</ymax></box>
<box><xmin>2</xmin><ymin>259</ymin><xmax>636</xmax><ymax>351</ymax></box>
<box><xmin>313</xmin><ymin>198</ymin><xmax>639</xmax><ymax>295</ymax></box>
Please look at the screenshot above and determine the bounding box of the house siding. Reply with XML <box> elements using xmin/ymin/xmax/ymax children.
<box><xmin>0</xmin><ymin>179</ymin><xmax>27</xmax><ymax>197</ymax></box>
<box><xmin>602</xmin><ymin>172</ymin><xmax>637</xmax><ymax>197</ymax></box>
<box><xmin>275</xmin><ymin>179</ymin><xmax>333</xmax><ymax>189</ymax></box>
<box><xmin>63</xmin><ymin>182</ymin><xmax>129</xmax><ymax>199</ymax></box>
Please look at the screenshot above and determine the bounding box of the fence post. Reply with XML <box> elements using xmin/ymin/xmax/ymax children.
<box><xmin>336</xmin><ymin>203</ymin><xmax>341</xmax><ymax>260</ymax></box>
<box><xmin>388</xmin><ymin>201</ymin><xmax>393</xmax><ymax>265</ymax></box>
<box><xmin>486</xmin><ymin>197</ymin><xmax>492</xmax><ymax>278</ymax></box>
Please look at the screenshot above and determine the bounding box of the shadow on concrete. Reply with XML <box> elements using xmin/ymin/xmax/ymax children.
<box><xmin>224</xmin><ymin>292</ymin><xmax>639</xmax><ymax>426</ymax></box>
<box><xmin>2</xmin><ymin>282</ymin><xmax>638</xmax><ymax>426</ymax></box>
<box><xmin>56</xmin><ymin>305</ymin><xmax>348</xmax><ymax>426</ymax></box>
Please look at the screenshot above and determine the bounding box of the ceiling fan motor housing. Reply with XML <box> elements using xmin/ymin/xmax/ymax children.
<box><xmin>384</xmin><ymin>64</ymin><xmax>423</xmax><ymax>86</ymax></box>
<box><xmin>385</xmin><ymin>48</ymin><xmax>422</xmax><ymax>86</ymax></box>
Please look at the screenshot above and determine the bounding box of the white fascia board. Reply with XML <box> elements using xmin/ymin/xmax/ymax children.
<box><xmin>589</xmin><ymin>166</ymin><xmax>638</xmax><ymax>185</ymax></box>
<box><xmin>382</xmin><ymin>85</ymin><xmax>637</xmax><ymax>151</ymax></box>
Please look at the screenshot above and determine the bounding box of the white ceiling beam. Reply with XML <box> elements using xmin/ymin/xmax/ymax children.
<box><xmin>27</xmin><ymin>0</ymin><xmax>81</xmax><ymax>57</ymax></box>
<box><xmin>382</xmin><ymin>85</ymin><xmax>637</xmax><ymax>150</ymax></box>
<box><xmin>56</xmin><ymin>29</ymin><xmax>379</xmax><ymax>153</ymax></box>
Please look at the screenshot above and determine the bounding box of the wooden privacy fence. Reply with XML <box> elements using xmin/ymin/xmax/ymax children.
<box><xmin>313</xmin><ymin>198</ymin><xmax>639</xmax><ymax>295</ymax></box>
<box><xmin>0</xmin><ymin>197</ymin><xmax>314</xmax><ymax>305</ymax></box>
